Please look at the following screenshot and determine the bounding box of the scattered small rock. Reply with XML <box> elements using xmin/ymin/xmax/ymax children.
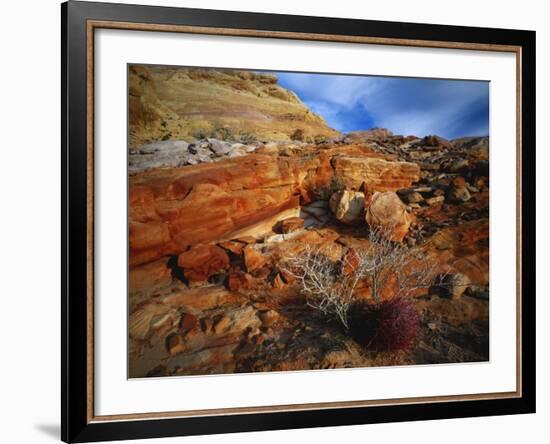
<box><xmin>276</xmin><ymin>217</ymin><xmax>305</xmax><ymax>234</ymax></box>
<box><xmin>449</xmin><ymin>159</ymin><xmax>469</xmax><ymax>173</ymax></box>
<box><xmin>166</xmin><ymin>333</ymin><xmax>186</xmax><ymax>356</ymax></box>
<box><xmin>431</xmin><ymin>273</ymin><xmax>472</xmax><ymax>300</ymax></box>
<box><xmin>179</xmin><ymin>313</ymin><xmax>198</xmax><ymax>332</ymax></box>
<box><xmin>243</xmin><ymin>245</ymin><xmax>269</xmax><ymax>272</ymax></box>
<box><xmin>447</xmin><ymin>185</ymin><xmax>471</xmax><ymax>203</ymax></box>
<box><xmin>227</xmin><ymin>271</ymin><xmax>254</xmax><ymax>291</ymax></box>
<box><xmin>403</xmin><ymin>191</ymin><xmax>424</xmax><ymax>204</ymax></box>
<box><xmin>425</xmin><ymin>196</ymin><xmax>445</xmax><ymax>206</ymax></box>
<box><xmin>260</xmin><ymin>310</ymin><xmax>280</xmax><ymax>327</ymax></box>
<box><xmin>271</xmin><ymin>273</ymin><xmax>286</xmax><ymax>289</ymax></box>
<box><xmin>213</xmin><ymin>315</ymin><xmax>231</xmax><ymax>334</ymax></box>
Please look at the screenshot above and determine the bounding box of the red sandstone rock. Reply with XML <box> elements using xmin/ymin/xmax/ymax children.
<box><xmin>177</xmin><ymin>244</ymin><xmax>229</xmax><ymax>283</ymax></box>
<box><xmin>213</xmin><ymin>315</ymin><xmax>231</xmax><ymax>335</ymax></box>
<box><xmin>227</xmin><ymin>271</ymin><xmax>254</xmax><ymax>291</ymax></box>
<box><xmin>179</xmin><ymin>313</ymin><xmax>198</xmax><ymax>332</ymax></box>
<box><xmin>218</xmin><ymin>240</ymin><xmax>247</xmax><ymax>256</ymax></box>
<box><xmin>345</xmin><ymin>128</ymin><xmax>393</xmax><ymax>142</ymax></box>
<box><xmin>243</xmin><ymin>245</ymin><xmax>269</xmax><ymax>272</ymax></box>
<box><xmin>129</xmin><ymin>151</ymin><xmax>420</xmax><ymax>266</ymax></box>
<box><xmin>251</xmin><ymin>266</ymin><xmax>272</xmax><ymax>280</ymax></box>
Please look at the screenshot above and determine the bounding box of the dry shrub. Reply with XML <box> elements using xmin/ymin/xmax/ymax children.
<box><xmin>283</xmin><ymin>226</ymin><xmax>444</xmax><ymax>330</ymax></box>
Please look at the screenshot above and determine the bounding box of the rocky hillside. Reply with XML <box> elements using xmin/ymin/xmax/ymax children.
<box><xmin>128</xmin><ymin>131</ymin><xmax>489</xmax><ymax>377</ymax></box>
<box><xmin>129</xmin><ymin>66</ymin><xmax>340</xmax><ymax>149</ymax></box>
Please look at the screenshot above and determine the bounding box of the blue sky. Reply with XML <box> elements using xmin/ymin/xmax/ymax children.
<box><xmin>273</xmin><ymin>71</ymin><xmax>489</xmax><ymax>139</ymax></box>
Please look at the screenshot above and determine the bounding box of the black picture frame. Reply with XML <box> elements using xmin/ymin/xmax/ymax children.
<box><xmin>62</xmin><ymin>1</ymin><xmax>536</xmax><ymax>442</ymax></box>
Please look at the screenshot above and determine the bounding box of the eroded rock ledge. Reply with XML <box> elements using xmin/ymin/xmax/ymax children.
<box><xmin>129</xmin><ymin>144</ymin><xmax>420</xmax><ymax>266</ymax></box>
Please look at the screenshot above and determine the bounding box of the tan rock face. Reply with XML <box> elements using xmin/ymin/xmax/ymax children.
<box><xmin>365</xmin><ymin>191</ymin><xmax>413</xmax><ymax>242</ymax></box>
<box><xmin>329</xmin><ymin>190</ymin><xmax>365</xmax><ymax>225</ymax></box>
<box><xmin>129</xmin><ymin>65</ymin><xmax>340</xmax><ymax>148</ymax></box>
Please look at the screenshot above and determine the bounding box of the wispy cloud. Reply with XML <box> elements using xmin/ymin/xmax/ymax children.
<box><xmin>274</xmin><ymin>71</ymin><xmax>489</xmax><ymax>139</ymax></box>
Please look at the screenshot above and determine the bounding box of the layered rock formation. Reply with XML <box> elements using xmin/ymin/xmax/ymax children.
<box><xmin>129</xmin><ymin>144</ymin><xmax>420</xmax><ymax>266</ymax></box>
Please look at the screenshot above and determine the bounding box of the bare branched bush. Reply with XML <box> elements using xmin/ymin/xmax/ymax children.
<box><xmin>282</xmin><ymin>226</ymin><xmax>447</xmax><ymax>330</ymax></box>
<box><xmin>283</xmin><ymin>244</ymin><xmax>371</xmax><ymax>329</ymax></box>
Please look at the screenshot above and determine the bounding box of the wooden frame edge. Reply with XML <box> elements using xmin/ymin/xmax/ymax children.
<box><xmin>90</xmin><ymin>391</ymin><xmax>520</xmax><ymax>423</ymax></box>
<box><xmin>89</xmin><ymin>19</ymin><xmax>522</xmax><ymax>53</ymax></box>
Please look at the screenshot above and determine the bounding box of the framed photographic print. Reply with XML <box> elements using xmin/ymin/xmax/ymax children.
<box><xmin>61</xmin><ymin>1</ymin><xmax>536</xmax><ymax>442</ymax></box>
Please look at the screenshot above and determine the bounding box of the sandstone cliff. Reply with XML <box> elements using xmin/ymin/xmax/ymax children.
<box><xmin>129</xmin><ymin>65</ymin><xmax>340</xmax><ymax>149</ymax></box>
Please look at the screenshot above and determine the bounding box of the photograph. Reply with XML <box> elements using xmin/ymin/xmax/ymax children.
<box><xmin>127</xmin><ymin>64</ymin><xmax>490</xmax><ymax>378</ymax></box>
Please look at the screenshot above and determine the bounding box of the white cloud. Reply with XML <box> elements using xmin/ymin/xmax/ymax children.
<box><xmin>275</xmin><ymin>71</ymin><xmax>489</xmax><ymax>138</ymax></box>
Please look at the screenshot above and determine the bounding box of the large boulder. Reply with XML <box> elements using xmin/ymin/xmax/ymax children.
<box><xmin>329</xmin><ymin>190</ymin><xmax>365</xmax><ymax>225</ymax></box>
<box><xmin>365</xmin><ymin>191</ymin><xmax>412</xmax><ymax>242</ymax></box>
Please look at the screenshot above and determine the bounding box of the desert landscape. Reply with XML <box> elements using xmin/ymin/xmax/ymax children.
<box><xmin>128</xmin><ymin>65</ymin><xmax>489</xmax><ymax>378</ymax></box>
